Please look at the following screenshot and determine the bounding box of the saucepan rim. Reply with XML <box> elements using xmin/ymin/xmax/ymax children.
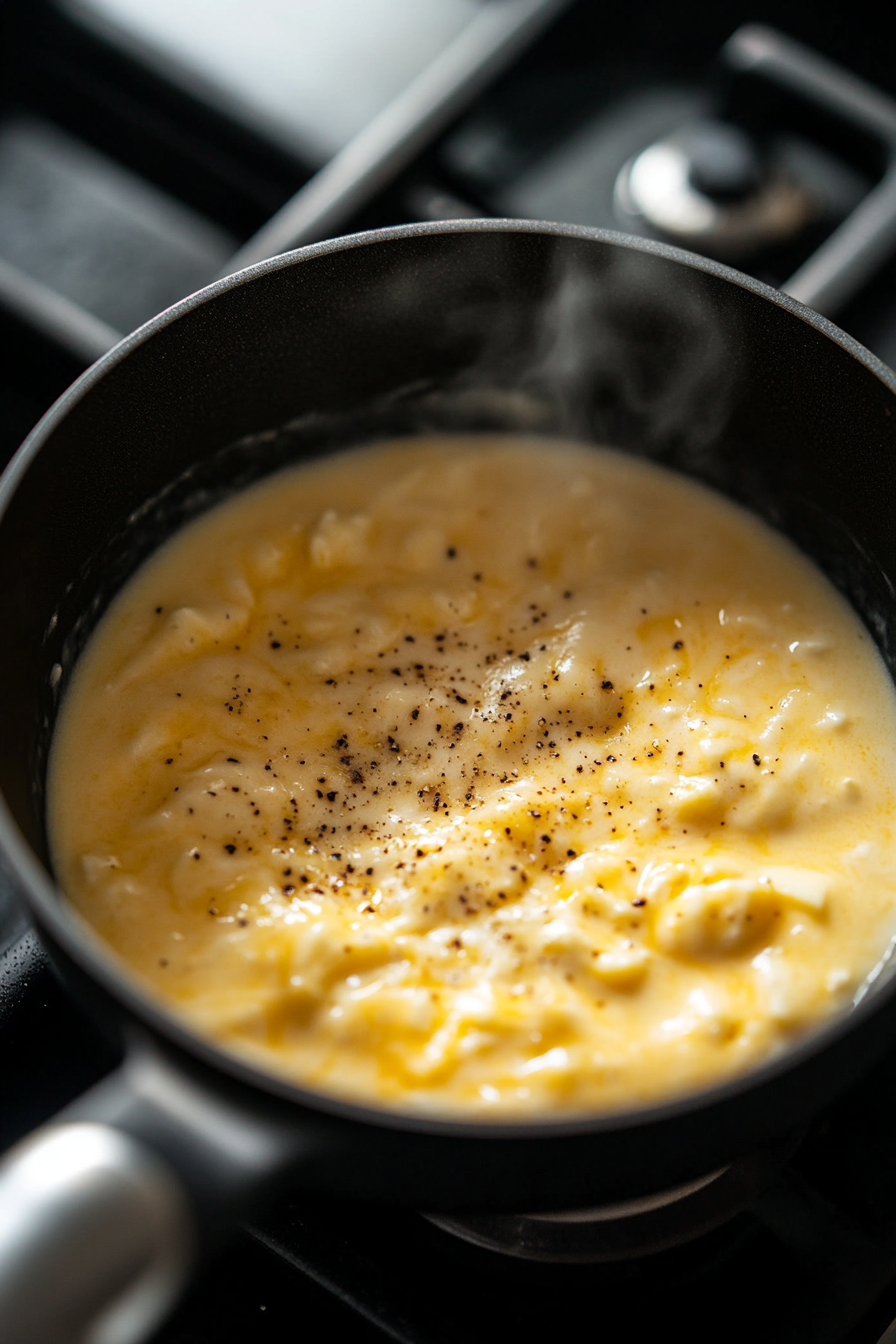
<box><xmin>1</xmin><ymin>218</ymin><xmax>896</xmax><ymax>1141</ymax></box>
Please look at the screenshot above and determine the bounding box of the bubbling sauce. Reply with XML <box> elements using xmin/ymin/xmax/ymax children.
<box><xmin>48</xmin><ymin>437</ymin><xmax>896</xmax><ymax>1115</ymax></box>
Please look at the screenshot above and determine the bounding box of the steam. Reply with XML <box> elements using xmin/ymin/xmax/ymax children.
<box><xmin>519</xmin><ymin>245</ymin><xmax>737</xmax><ymax>457</ymax></box>
<box><xmin>353</xmin><ymin>234</ymin><xmax>740</xmax><ymax>461</ymax></box>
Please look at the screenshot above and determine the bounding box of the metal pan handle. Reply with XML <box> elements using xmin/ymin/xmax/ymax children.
<box><xmin>0</xmin><ymin>1033</ymin><xmax>306</xmax><ymax>1344</ymax></box>
<box><xmin>0</xmin><ymin>1121</ymin><xmax>192</xmax><ymax>1344</ymax></box>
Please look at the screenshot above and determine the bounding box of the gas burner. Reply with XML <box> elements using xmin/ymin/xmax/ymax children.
<box><xmin>424</xmin><ymin>1138</ymin><xmax>799</xmax><ymax>1262</ymax></box>
<box><xmin>614</xmin><ymin>119</ymin><xmax>815</xmax><ymax>259</ymax></box>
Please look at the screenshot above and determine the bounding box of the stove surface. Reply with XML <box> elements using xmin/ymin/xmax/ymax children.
<box><xmin>4</xmin><ymin>3</ymin><xmax>896</xmax><ymax>1340</ymax></box>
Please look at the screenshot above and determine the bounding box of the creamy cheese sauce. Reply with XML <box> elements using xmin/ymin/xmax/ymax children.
<box><xmin>48</xmin><ymin>437</ymin><xmax>896</xmax><ymax>1116</ymax></box>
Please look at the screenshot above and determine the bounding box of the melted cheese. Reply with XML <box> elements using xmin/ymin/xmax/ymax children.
<box><xmin>48</xmin><ymin>437</ymin><xmax>896</xmax><ymax>1116</ymax></box>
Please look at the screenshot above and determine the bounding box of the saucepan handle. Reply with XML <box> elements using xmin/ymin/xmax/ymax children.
<box><xmin>0</xmin><ymin>1036</ymin><xmax>306</xmax><ymax>1344</ymax></box>
<box><xmin>0</xmin><ymin>1117</ymin><xmax>193</xmax><ymax>1344</ymax></box>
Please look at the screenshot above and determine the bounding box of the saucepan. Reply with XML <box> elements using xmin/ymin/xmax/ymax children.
<box><xmin>1</xmin><ymin>221</ymin><xmax>895</xmax><ymax>1344</ymax></box>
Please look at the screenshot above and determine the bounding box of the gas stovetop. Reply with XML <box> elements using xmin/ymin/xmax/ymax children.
<box><xmin>5</xmin><ymin>4</ymin><xmax>896</xmax><ymax>1340</ymax></box>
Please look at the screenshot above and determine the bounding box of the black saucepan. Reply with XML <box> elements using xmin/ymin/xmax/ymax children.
<box><xmin>1</xmin><ymin>221</ymin><xmax>896</xmax><ymax>1344</ymax></box>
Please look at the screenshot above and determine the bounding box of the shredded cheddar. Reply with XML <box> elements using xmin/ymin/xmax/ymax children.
<box><xmin>48</xmin><ymin>437</ymin><xmax>896</xmax><ymax>1115</ymax></box>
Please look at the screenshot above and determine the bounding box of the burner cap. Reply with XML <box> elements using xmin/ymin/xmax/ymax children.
<box><xmin>681</xmin><ymin>122</ymin><xmax>764</xmax><ymax>202</ymax></box>
<box><xmin>425</xmin><ymin>1137</ymin><xmax>799</xmax><ymax>1262</ymax></box>
<box><xmin>614</xmin><ymin>120</ymin><xmax>815</xmax><ymax>258</ymax></box>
